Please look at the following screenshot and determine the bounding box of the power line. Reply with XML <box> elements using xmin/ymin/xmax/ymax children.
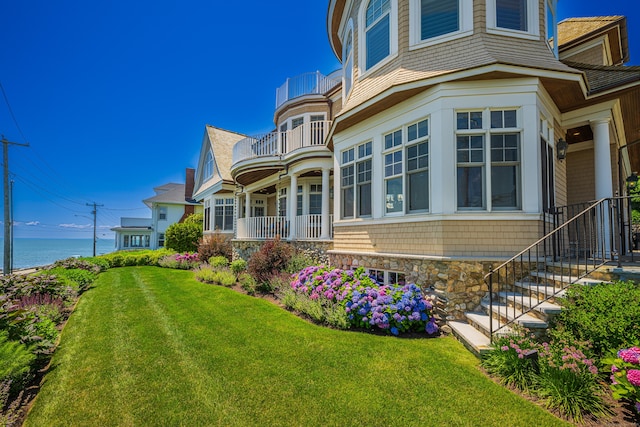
<box><xmin>0</xmin><ymin>80</ymin><xmax>28</xmax><ymax>143</ymax></box>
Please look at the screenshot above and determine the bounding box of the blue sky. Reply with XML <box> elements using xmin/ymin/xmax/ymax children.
<box><xmin>1</xmin><ymin>1</ymin><xmax>638</xmax><ymax>240</ymax></box>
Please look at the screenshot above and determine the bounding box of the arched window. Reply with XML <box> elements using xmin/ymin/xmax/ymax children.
<box><xmin>365</xmin><ymin>0</ymin><xmax>391</xmax><ymax>70</ymax></box>
<box><xmin>343</xmin><ymin>24</ymin><xmax>354</xmax><ymax>98</ymax></box>
<box><xmin>204</xmin><ymin>150</ymin><xmax>214</xmax><ymax>180</ymax></box>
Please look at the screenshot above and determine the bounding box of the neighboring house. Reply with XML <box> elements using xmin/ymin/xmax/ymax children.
<box><xmin>194</xmin><ymin>2</ymin><xmax>639</xmax><ymax>338</ymax></box>
<box><xmin>112</xmin><ymin>168</ymin><xmax>202</xmax><ymax>250</ymax></box>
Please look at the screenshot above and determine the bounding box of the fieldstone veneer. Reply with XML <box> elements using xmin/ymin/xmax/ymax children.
<box><xmin>329</xmin><ymin>252</ymin><xmax>507</xmax><ymax>321</ymax></box>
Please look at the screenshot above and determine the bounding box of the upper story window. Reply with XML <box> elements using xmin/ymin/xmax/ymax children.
<box><xmin>343</xmin><ymin>22</ymin><xmax>354</xmax><ymax>98</ymax></box>
<box><xmin>360</xmin><ymin>0</ymin><xmax>397</xmax><ymax>74</ymax></box>
<box><xmin>410</xmin><ymin>0</ymin><xmax>472</xmax><ymax>48</ymax></box>
<box><xmin>365</xmin><ymin>0</ymin><xmax>391</xmax><ymax>70</ymax></box>
<box><xmin>486</xmin><ymin>0</ymin><xmax>539</xmax><ymax>39</ymax></box>
<box><xmin>158</xmin><ymin>207</ymin><xmax>167</xmax><ymax>221</ymax></box>
<box><xmin>204</xmin><ymin>150</ymin><xmax>214</xmax><ymax>180</ymax></box>
<box><xmin>545</xmin><ymin>0</ymin><xmax>558</xmax><ymax>57</ymax></box>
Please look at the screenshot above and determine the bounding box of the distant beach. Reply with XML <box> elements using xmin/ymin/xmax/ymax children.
<box><xmin>0</xmin><ymin>238</ymin><xmax>115</xmax><ymax>270</ymax></box>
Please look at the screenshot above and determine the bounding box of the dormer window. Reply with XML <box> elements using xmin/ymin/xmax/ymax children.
<box><xmin>487</xmin><ymin>0</ymin><xmax>539</xmax><ymax>39</ymax></box>
<box><xmin>410</xmin><ymin>0</ymin><xmax>473</xmax><ymax>49</ymax></box>
<box><xmin>204</xmin><ymin>150</ymin><xmax>214</xmax><ymax>180</ymax></box>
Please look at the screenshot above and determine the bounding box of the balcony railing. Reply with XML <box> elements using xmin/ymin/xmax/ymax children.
<box><xmin>275</xmin><ymin>71</ymin><xmax>341</xmax><ymax>110</ymax></box>
<box><xmin>232</xmin><ymin>120</ymin><xmax>331</xmax><ymax>165</ymax></box>
<box><xmin>236</xmin><ymin>215</ymin><xmax>333</xmax><ymax>241</ymax></box>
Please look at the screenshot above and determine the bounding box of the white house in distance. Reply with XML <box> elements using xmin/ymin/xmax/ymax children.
<box><xmin>112</xmin><ymin>168</ymin><xmax>201</xmax><ymax>250</ymax></box>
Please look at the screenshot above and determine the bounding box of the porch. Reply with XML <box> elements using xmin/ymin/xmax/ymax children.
<box><xmin>236</xmin><ymin>214</ymin><xmax>334</xmax><ymax>241</ymax></box>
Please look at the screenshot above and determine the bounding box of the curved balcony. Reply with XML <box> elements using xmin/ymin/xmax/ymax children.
<box><xmin>232</xmin><ymin>120</ymin><xmax>332</xmax><ymax>166</ymax></box>
<box><xmin>275</xmin><ymin>71</ymin><xmax>341</xmax><ymax>110</ymax></box>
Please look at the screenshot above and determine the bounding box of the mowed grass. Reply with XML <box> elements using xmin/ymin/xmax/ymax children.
<box><xmin>25</xmin><ymin>267</ymin><xmax>568</xmax><ymax>427</ymax></box>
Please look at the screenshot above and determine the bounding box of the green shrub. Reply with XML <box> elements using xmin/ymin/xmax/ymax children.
<box><xmin>194</xmin><ymin>266</ymin><xmax>236</xmax><ymax>287</ymax></box>
<box><xmin>535</xmin><ymin>341</ymin><xmax>609</xmax><ymax>423</ymax></box>
<box><xmin>197</xmin><ymin>232</ymin><xmax>232</xmax><ymax>262</ymax></box>
<box><xmin>285</xmin><ymin>251</ymin><xmax>316</xmax><ymax>274</ymax></box>
<box><xmin>481</xmin><ymin>330</ymin><xmax>539</xmax><ymax>391</ymax></box>
<box><xmin>165</xmin><ymin>219</ymin><xmax>202</xmax><ymax>253</ymax></box>
<box><xmin>238</xmin><ymin>273</ymin><xmax>257</xmax><ymax>295</ymax></box>
<box><xmin>550</xmin><ymin>280</ymin><xmax>640</xmax><ymax>358</ymax></box>
<box><xmin>46</xmin><ymin>267</ymin><xmax>97</xmax><ymax>293</ymax></box>
<box><xmin>248</xmin><ymin>238</ymin><xmax>292</xmax><ymax>284</ymax></box>
<box><xmin>216</xmin><ymin>269</ymin><xmax>236</xmax><ymax>287</ymax></box>
<box><xmin>0</xmin><ymin>332</ymin><xmax>35</xmax><ymax>389</ymax></box>
<box><xmin>99</xmin><ymin>249</ymin><xmax>175</xmax><ymax>268</ymax></box>
<box><xmin>53</xmin><ymin>257</ymin><xmax>105</xmax><ymax>273</ymax></box>
<box><xmin>209</xmin><ymin>256</ymin><xmax>229</xmax><ymax>268</ymax></box>
<box><xmin>158</xmin><ymin>253</ymin><xmax>199</xmax><ymax>270</ymax></box>
<box><xmin>280</xmin><ymin>288</ymin><xmax>349</xmax><ymax>329</ymax></box>
<box><xmin>230</xmin><ymin>259</ymin><xmax>248</xmax><ymax>278</ymax></box>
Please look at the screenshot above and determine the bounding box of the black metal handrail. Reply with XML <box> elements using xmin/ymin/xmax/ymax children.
<box><xmin>483</xmin><ymin>196</ymin><xmax>633</xmax><ymax>341</ymax></box>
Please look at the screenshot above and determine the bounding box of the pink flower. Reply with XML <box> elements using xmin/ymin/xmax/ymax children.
<box><xmin>627</xmin><ymin>369</ymin><xmax>640</xmax><ymax>387</ymax></box>
<box><xmin>619</xmin><ymin>349</ymin><xmax>640</xmax><ymax>365</ymax></box>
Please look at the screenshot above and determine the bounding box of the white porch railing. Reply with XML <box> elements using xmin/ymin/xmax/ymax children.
<box><xmin>275</xmin><ymin>71</ymin><xmax>341</xmax><ymax>109</ymax></box>
<box><xmin>232</xmin><ymin>120</ymin><xmax>331</xmax><ymax>165</ymax></box>
<box><xmin>236</xmin><ymin>215</ymin><xmax>333</xmax><ymax>240</ymax></box>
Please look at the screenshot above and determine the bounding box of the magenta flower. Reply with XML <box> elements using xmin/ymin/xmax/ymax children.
<box><xmin>627</xmin><ymin>369</ymin><xmax>640</xmax><ymax>387</ymax></box>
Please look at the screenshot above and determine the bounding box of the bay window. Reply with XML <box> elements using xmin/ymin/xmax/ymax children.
<box><xmin>487</xmin><ymin>0</ymin><xmax>539</xmax><ymax>37</ymax></box>
<box><xmin>456</xmin><ymin>109</ymin><xmax>522</xmax><ymax>211</ymax></box>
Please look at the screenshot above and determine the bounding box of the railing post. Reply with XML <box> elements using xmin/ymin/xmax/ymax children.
<box><xmin>488</xmin><ymin>268</ymin><xmax>494</xmax><ymax>343</ymax></box>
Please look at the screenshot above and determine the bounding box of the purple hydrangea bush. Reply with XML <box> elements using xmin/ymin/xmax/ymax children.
<box><xmin>290</xmin><ymin>266</ymin><xmax>438</xmax><ymax>336</ymax></box>
<box><xmin>604</xmin><ymin>346</ymin><xmax>640</xmax><ymax>413</ymax></box>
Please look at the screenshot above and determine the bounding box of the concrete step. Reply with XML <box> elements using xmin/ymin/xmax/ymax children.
<box><xmin>465</xmin><ymin>312</ymin><xmax>514</xmax><ymax>337</ymax></box>
<box><xmin>515</xmin><ymin>280</ymin><xmax>565</xmax><ymax>299</ymax></box>
<box><xmin>500</xmin><ymin>292</ymin><xmax>562</xmax><ymax>315</ymax></box>
<box><xmin>448</xmin><ymin>320</ymin><xmax>492</xmax><ymax>356</ymax></box>
<box><xmin>529</xmin><ymin>271</ymin><xmax>607</xmax><ymax>286</ymax></box>
<box><xmin>481</xmin><ymin>300</ymin><xmax>548</xmax><ymax>329</ymax></box>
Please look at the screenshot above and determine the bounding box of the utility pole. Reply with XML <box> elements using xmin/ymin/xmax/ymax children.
<box><xmin>86</xmin><ymin>202</ymin><xmax>103</xmax><ymax>257</ymax></box>
<box><xmin>2</xmin><ymin>136</ymin><xmax>28</xmax><ymax>275</ymax></box>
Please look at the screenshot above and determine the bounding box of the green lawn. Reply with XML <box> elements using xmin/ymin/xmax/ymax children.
<box><xmin>25</xmin><ymin>267</ymin><xmax>569</xmax><ymax>426</ymax></box>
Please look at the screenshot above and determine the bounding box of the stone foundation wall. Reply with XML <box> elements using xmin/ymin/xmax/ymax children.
<box><xmin>329</xmin><ymin>252</ymin><xmax>512</xmax><ymax>321</ymax></box>
<box><xmin>232</xmin><ymin>240</ymin><xmax>333</xmax><ymax>265</ymax></box>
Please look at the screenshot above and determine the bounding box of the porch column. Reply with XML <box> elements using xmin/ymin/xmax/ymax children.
<box><xmin>590</xmin><ymin>118</ymin><xmax>613</xmax><ymax>258</ymax></box>
<box><xmin>289</xmin><ymin>175</ymin><xmax>297</xmax><ymax>240</ymax></box>
<box><xmin>321</xmin><ymin>167</ymin><xmax>331</xmax><ymax>239</ymax></box>
<box><xmin>245</xmin><ymin>192</ymin><xmax>251</xmax><ymax>217</ymax></box>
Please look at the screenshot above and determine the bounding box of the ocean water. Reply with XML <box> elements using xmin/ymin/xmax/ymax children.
<box><xmin>0</xmin><ymin>238</ymin><xmax>116</xmax><ymax>270</ymax></box>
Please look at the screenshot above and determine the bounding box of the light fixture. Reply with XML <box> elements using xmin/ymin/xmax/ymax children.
<box><xmin>626</xmin><ymin>172</ymin><xmax>638</xmax><ymax>189</ymax></box>
<box><xmin>556</xmin><ymin>138</ymin><xmax>568</xmax><ymax>161</ymax></box>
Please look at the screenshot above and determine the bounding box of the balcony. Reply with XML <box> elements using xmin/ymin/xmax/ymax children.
<box><xmin>275</xmin><ymin>71</ymin><xmax>341</xmax><ymax>110</ymax></box>
<box><xmin>232</xmin><ymin>120</ymin><xmax>331</xmax><ymax>166</ymax></box>
<box><xmin>236</xmin><ymin>215</ymin><xmax>334</xmax><ymax>241</ymax></box>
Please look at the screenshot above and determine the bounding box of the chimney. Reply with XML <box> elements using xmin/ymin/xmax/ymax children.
<box><xmin>185</xmin><ymin>168</ymin><xmax>195</xmax><ymax>201</ymax></box>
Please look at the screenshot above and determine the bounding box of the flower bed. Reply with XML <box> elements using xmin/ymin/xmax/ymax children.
<box><xmin>290</xmin><ymin>266</ymin><xmax>438</xmax><ymax>336</ymax></box>
<box><xmin>604</xmin><ymin>346</ymin><xmax>640</xmax><ymax>414</ymax></box>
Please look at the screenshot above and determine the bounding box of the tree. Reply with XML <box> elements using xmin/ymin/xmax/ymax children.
<box><xmin>165</xmin><ymin>213</ymin><xmax>203</xmax><ymax>253</ymax></box>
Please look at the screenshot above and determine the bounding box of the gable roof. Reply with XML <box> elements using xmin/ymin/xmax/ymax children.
<box><xmin>192</xmin><ymin>125</ymin><xmax>247</xmax><ymax>200</ymax></box>
<box><xmin>143</xmin><ymin>183</ymin><xmax>198</xmax><ymax>207</ymax></box>
<box><xmin>558</xmin><ymin>16</ymin><xmax>629</xmax><ymax>65</ymax></box>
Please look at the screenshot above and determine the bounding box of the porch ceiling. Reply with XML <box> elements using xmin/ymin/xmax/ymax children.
<box><xmin>234</xmin><ymin>167</ymin><xmax>284</xmax><ymax>187</ymax></box>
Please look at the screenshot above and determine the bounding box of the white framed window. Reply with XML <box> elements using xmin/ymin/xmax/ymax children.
<box><xmin>456</xmin><ymin>109</ymin><xmax>522</xmax><ymax>211</ymax></box>
<box><xmin>545</xmin><ymin>0</ymin><xmax>558</xmax><ymax>57</ymax></box>
<box><xmin>486</xmin><ymin>0</ymin><xmax>539</xmax><ymax>39</ymax></box>
<box><xmin>409</xmin><ymin>0</ymin><xmax>473</xmax><ymax>48</ymax></box>
<box><xmin>356</xmin><ymin>142</ymin><xmax>372</xmax><ymax>217</ymax></box>
<box><xmin>204</xmin><ymin>150</ymin><xmax>214</xmax><ymax>180</ymax></box>
<box><xmin>309</xmin><ymin>184</ymin><xmax>322</xmax><ymax>215</ymax></box>
<box><xmin>158</xmin><ymin>207</ymin><xmax>167</xmax><ymax>221</ymax></box>
<box><xmin>382</xmin><ymin>118</ymin><xmax>430</xmax><ymax>215</ymax></box>
<box><xmin>359</xmin><ymin>0</ymin><xmax>398</xmax><ymax>75</ymax></box>
<box><xmin>252</xmin><ymin>199</ymin><xmax>265</xmax><ymax>217</ymax></box>
<box><xmin>204</xmin><ymin>199</ymin><xmax>211</xmax><ymax>231</ymax></box>
<box><xmin>540</xmin><ymin>117</ymin><xmax>555</xmax><ymax>213</ymax></box>
<box><xmin>124</xmin><ymin>235</ymin><xmax>150</xmax><ymax>248</ymax></box>
<box><xmin>278</xmin><ymin>187</ymin><xmax>287</xmax><ymax>218</ymax></box>
<box><xmin>368</xmin><ymin>269</ymin><xmax>406</xmax><ymax>285</ymax></box>
<box><xmin>214</xmin><ymin>198</ymin><xmax>234</xmax><ymax>231</ymax></box>
<box><xmin>341</xmin><ymin>148</ymin><xmax>355</xmax><ymax>219</ymax></box>
<box><xmin>343</xmin><ymin>20</ymin><xmax>354</xmax><ymax>99</ymax></box>
<box><xmin>158</xmin><ymin>233</ymin><xmax>165</xmax><ymax>248</ymax></box>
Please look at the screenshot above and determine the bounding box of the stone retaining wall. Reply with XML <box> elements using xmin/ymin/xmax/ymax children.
<box><xmin>232</xmin><ymin>240</ymin><xmax>333</xmax><ymax>265</ymax></box>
